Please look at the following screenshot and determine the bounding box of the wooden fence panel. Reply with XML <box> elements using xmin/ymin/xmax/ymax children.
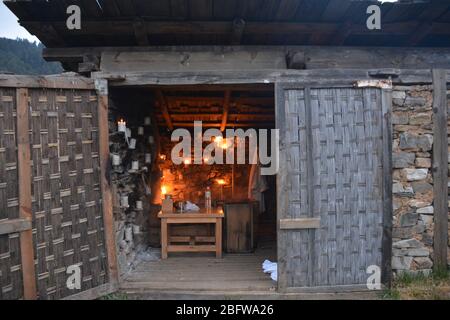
<box><xmin>0</xmin><ymin>88</ymin><xmax>23</xmax><ymax>300</ymax></box>
<box><xmin>28</xmin><ymin>88</ymin><xmax>108</xmax><ymax>299</ymax></box>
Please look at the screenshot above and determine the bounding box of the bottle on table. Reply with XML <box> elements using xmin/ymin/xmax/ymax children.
<box><xmin>205</xmin><ymin>186</ymin><xmax>212</xmax><ymax>213</ymax></box>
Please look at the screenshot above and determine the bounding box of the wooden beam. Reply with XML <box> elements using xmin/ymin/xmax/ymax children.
<box><xmin>16</xmin><ymin>88</ymin><xmax>37</xmax><ymax>300</ymax></box>
<box><xmin>220</xmin><ymin>90</ymin><xmax>231</xmax><ymax>132</ymax></box>
<box><xmin>0</xmin><ymin>219</ymin><xmax>32</xmax><ymax>236</ymax></box>
<box><xmin>0</xmin><ymin>75</ymin><xmax>95</xmax><ymax>89</ymax></box>
<box><xmin>159</xmin><ymin>122</ymin><xmax>275</xmax><ymax>128</ymax></box>
<box><xmin>96</xmin><ymin>81</ymin><xmax>119</xmax><ymax>287</ymax></box>
<box><xmin>381</xmin><ymin>88</ymin><xmax>393</xmax><ymax>288</ymax></box>
<box><xmin>432</xmin><ymin>69</ymin><xmax>449</xmax><ymax>271</ymax></box>
<box><xmin>21</xmin><ymin>21</ymin><xmax>340</xmax><ymax>36</ymax></box>
<box><xmin>165</xmin><ymin>96</ymin><xmax>274</xmax><ymax>105</ymax></box>
<box><xmin>93</xmin><ymin>69</ymin><xmax>449</xmax><ymax>87</ymax></box>
<box><xmin>279</xmin><ymin>218</ymin><xmax>321</xmax><ymax>230</ymax></box>
<box><xmin>156</xmin><ymin>90</ymin><xmax>174</xmax><ymax>131</ymax></box>
<box><xmin>43</xmin><ymin>46</ymin><xmax>450</xmax><ymax>71</ymax></box>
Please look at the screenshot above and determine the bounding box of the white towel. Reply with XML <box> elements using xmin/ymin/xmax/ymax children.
<box><xmin>262</xmin><ymin>260</ymin><xmax>277</xmax><ymax>281</ymax></box>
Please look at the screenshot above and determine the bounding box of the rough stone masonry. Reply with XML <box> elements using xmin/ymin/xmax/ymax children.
<box><xmin>391</xmin><ymin>84</ymin><xmax>450</xmax><ymax>275</ymax></box>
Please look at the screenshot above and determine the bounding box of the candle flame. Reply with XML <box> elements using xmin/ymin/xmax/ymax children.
<box><xmin>161</xmin><ymin>185</ymin><xmax>168</xmax><ymax>195</ymax></box>
<box><xmin>217</xmin><ymin>179</ymin><xmax>226</xmax><ymax>185</ymax></box>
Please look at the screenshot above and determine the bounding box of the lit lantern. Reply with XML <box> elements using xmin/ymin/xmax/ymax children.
<box><xmin>117</xmin><ymin>119</ymin><xmax>126</xmax><ymax>133</ymax></box>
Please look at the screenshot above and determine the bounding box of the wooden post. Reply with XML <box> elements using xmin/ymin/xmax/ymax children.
<box><xmin>16</xmin><ymin>88</ymin><xmax>37</xmax><ymax>300</ymax></box>
<box><xmin>432</xmin><ymin>69</ymin><xmax>449</xmax><ymax>271</ymax></box>
<box><xmin>96</xmin><ymin>79</ymin><xmax>119</xmax><ymax>286</ymax></box>
<box><xmin>215</xmin><ymin>218</ymin><xmax>222</xmax><ymax>258</ymax></box>
<box><xmin>381</xmin><ymin>88</ymin><xmax>393</xmax><ymax>287</ymax></box>
<box><xmin>161</xmin><ymin>219</ymin><xmax>168</xmax><ymax>259</ymax></box>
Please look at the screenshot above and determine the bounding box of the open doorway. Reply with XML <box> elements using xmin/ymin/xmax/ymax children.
<box><xmin>108</xmin><ymin>84</ymin><xmax>278</xmax><ymax>293</ymax></box>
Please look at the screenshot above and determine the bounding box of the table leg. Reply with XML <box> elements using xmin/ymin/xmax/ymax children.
<box><xmin>161</xmin><ymin>219</ymin><xmax>168</xmax><ymax>259</ymax></box>
<box><xmin>215</xmin><ymin>218</ymin><xmax>222</xmax><ymax>258</ymax></box>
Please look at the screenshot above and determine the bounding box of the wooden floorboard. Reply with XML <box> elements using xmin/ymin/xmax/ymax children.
<box><xmin>121</xmin><ymin>244</ymin><xmax>277</xmax><ymax>292</ymax></box>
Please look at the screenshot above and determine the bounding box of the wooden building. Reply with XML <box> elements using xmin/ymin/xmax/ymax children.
<box><xmin>0</xmin><ymin>0</ymin><xmax>449</xmax><ymax>299</ymax></box>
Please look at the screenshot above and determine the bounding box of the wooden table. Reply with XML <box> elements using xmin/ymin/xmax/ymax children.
<box><xmin>158</xmin><ymin>209</ymin><xmax>224</xmax><ymax>259</ymax></box>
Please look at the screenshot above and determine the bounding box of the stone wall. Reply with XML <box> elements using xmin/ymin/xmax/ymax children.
<box><xmin>391</xmin><ymin>84</ymin><xmax>448</xmax><ymax>274</ymax></box>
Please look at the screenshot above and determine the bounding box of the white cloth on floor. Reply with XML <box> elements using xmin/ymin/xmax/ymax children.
<box><xmin>262</xmin><ymin>260</ymin><xmax>277</xmax><ymax>282</ymax></box>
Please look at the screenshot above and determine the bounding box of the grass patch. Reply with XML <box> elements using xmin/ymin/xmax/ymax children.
<box><xmin>99</xmin><ymin>292</ymin><xmax>130</xmax><ymax>300</ymax></box>
<box><xmin>381</xmin><ymin>269</ymin><xmax>450</xmax><ymax>300</ymax></box>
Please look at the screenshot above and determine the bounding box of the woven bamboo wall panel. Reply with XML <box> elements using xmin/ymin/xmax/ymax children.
<box><xmin>282</xmin><ymin>88</ymin><xmax>384</xmax><ymax>287</ymax></box>
<box><xmin>28</xmin><ymin>89</ymin><xmax>107</xmax><ymax>299</ymax></box>
<box><xmin>0</xmin><ymin>88</ymin><xmax>23</xmax><ymax>300</ymax></box>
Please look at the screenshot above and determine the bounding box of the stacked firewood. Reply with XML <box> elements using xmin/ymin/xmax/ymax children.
<box><xmin>108</xmin><ymin>113</ymin><xmax>156</xmax><ymax>273</ymax></box>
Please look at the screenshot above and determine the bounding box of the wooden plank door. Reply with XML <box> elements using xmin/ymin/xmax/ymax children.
<box><xmin>276</xmin><ymin>83</ymin><xmax>391</xmax><ymax>292</ymax></box>
<box><xmin>0</xmin><ymin>76</ymin><xmax>118</xmax><ymax>300</ymax></box>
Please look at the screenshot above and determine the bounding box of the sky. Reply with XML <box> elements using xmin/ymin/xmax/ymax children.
<box><xmin>0</xmin><ymin>1</ymin><xmax>39</xmax><ymax>42</ymax></box>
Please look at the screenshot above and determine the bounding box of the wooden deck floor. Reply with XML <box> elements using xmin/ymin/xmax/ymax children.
<box><xmin>121</xmin><ymin>243</ymin><xmax>277</xmax><ymax>293</ymax></box>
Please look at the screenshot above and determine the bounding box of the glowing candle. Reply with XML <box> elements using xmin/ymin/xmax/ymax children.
<box><xmin>184</xmin><ymin>158</ymin><xmax>191</xmax><ymax>165</ymax></box>
<box><xmin>117</xmin><ymin>119</ymin><xmax>126</xmax><ymax>133</ymax></box>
